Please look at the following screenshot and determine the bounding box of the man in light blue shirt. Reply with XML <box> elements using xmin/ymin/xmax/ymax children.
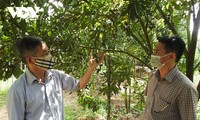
<box><xmin>6</xmin><ymin>36</ymin><xmax>105</xmax><ymax>120</ymax></box>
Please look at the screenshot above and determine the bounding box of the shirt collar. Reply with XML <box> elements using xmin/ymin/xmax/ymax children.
<box><xmin>155</xmin><ymin>66</ymin><xmax>178</xmax><ymax>83</ymax></box>
<box><xmin>25</xmin><ymin>68</ymin><xmax>37</xmax><ymax>85</ymax></box>
<box><xmin>46</xmin><ymin>70</ymin><xmax>53</xmax><ymax>80</ymax></box>
<box><xmin>25</xmin><ymin>68</ymin><xmax>54</xmax><ymax>85</ymax></box>
<box><xmin>164</xmin><ymin>66</ymin><xmax>178</xmax><ymax>82</ymax></box>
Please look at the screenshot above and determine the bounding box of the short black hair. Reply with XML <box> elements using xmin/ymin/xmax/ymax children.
<box><xmin>157</xmin><ymin>36</ymin><xmax>185</xmax><ymax>62</ymax></box>
<box><xmin>16</xmin><ymin>36</ymin><xmax>43</xmax><ymax>63</ymax></box>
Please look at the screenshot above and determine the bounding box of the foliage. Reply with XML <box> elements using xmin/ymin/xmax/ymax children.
<box><xmin>1</xmin><ymin>0</ymin><xmax>199</xmax><ymax>79</ymax></box>
<box><xmin>77</xmin><ymin>90</ymin><xmax>106</xmax><ymax>112</ymax></box>
<box><xmin>65</xmin><ymin>95</ymin><xmax>107</xmax><ymax>120</ymax></box>
<box><xmin>64</xmin><ymin>105</ymin><xmax>78</xmax><ymax>120</ymax></box>
<box><xmin>198</xmin><ymin>101</ymin><xmax>200</xmax><ymax>119</ymax></box>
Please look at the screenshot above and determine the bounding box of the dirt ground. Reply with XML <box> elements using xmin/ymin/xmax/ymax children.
<box><xmin>0</xmin><ymin>106</ymin><xmax>7</xmax><ymax>120</ymax></box>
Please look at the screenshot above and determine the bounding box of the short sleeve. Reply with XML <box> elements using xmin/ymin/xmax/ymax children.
<box><xmin>57</xmin><ymin>70</ymin><xmax>80</xmax><ymax>91</ymax></box>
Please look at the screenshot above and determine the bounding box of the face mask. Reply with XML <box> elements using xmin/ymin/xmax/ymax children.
<box><xmin>33</xmin><ymin>53</ymin><xmax>55</xmax><ymax>70</ymax></box>
<box><xmin>150</xmin><ymin>53</ymin><xmax>171</xmax><ymax>68</ymax></box>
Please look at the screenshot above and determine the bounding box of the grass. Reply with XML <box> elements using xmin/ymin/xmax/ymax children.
<box><xmin>64</xmin><ymin>102</ymin><xmax>107</xmax><ymax>120</ymax></box>
<box><xmin>0</xmin><ymin>89</ymin><xmax>8</xmax><ymax>108</ymax></box>
<box><xmin>65</xmin><ymin>105</ymin><xmax>79</xmax><ymax>120</ymax></box>
<box><xmin>0</xmin><ymin>80</ymin><xmax>13</xmax><ymax>108</ymax></box>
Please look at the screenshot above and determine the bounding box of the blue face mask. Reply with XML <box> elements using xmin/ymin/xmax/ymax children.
<box><xmin>33</xmin><ymin>53</ymin><xmax>55</xmax><ymax>70</ymax></box>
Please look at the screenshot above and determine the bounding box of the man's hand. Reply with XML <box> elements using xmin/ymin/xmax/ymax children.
<box><xmin>88</xmin><ymin>51</ymin><xmax>105</xmax><ymax>70</ymax></box>
<box><xmin>79</xmin><ymin>51</ymin><xmax>105</xmax><ymax>89</ymax></box>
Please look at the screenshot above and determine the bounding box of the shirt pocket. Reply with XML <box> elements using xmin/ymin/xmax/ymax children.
<box><xmin>153</xmin><ymin>94</ymin><xmax>170</xmax><ymax>112</ymax></box>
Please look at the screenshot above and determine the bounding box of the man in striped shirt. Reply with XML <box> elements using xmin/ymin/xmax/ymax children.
<box><xmin>144</xmin><ymin>36</ymin><xmax>198</xmax><ymax>120</ymax></box>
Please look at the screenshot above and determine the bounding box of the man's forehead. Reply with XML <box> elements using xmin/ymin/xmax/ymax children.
<box><xmin>155</xmin><ymin>42</ymin><xmax>165</xmax><ymax>49</ymax></box>
<box><xmin>41</xmin><ymin>42</ymin><xmax>47</xmax><ymax>49</ymax></box>
<box><xmin>34</xmin><ymin>42</ymin><xmax>49</xmax><ymax>56</ymax></box>
<box><xmin>153</xmin><ymin>42</ymin><xmax>166</xmax><ymax>53</ymax></box>
<box><xmin>35</xmin><ymin>42</ymin><xmax>48</xmax><ymax>52</ymax></box>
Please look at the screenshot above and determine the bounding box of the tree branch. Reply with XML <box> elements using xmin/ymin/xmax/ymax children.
<box><xmin>194</xmin><ymin>61</ymin><xmax>200</xmax><ymax>71</ymax></box>
<box><xmin>121</xmin><ymin>22</ymin><xmax>149</xmax><ymax>55</ymax></box>
<box><xmin>155</xmin><ymin>4</ymin><xmax>178</xmax><ymax>35</ymax></box>
<box><xmin>79</xmin><ymin>45</ymin><xmax>152</xmax><ymax>69</ymax></box>
<box><xmin>137</xmin><ymin>16</ymin><xmax>152</xmax><ymax>55</ymax></box>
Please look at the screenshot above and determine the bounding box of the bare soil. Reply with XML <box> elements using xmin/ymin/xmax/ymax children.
<box><xmin>0</xmin><ymin>106</ymin><xmax>7</xmax><ymax>120</ymax></box>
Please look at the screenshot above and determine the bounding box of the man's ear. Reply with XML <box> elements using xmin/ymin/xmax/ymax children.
<box><xmin>26</xmin><ymin>57</ymin><xmax>33</xmax><ymax>65</ymax></box>
<box><xmin>171</xmin><ymin>52</ymin><xmax>176</xmax><ymax>60</ymax></box>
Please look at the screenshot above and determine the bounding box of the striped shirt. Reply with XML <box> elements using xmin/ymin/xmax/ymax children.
<box><xmin>144</xmin><ymin>66</ymin><xmax>198</xmax><ymax>120</ymax></box>
<box><xmin>6</xmin><ymin>68</ymin><xmax>79</xmax><ymax>120</ymax></box>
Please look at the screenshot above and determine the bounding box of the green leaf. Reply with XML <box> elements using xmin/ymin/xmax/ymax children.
<box><xmin>13</xmin><ymin>66</ymin><xmax>24</xmax><ymax>79</ymax></box>
<box><xmin>47</xmin><ymin>31</ymin><xmax>52</xmax><ymax>37</ymax></box>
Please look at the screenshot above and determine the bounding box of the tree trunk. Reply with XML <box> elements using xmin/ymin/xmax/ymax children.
<box><xmin>197</xmin><ymin>81</ymin><xmax>200</xmax><ymax>100</ymax></box>
<box><xmin>106</xmin><ymin>55</ymin><xmax>112</xmax><ymax>120</ymax></box>
<box><xmin>186</xmin><ymin>3</ymin><xmax>200</xmax><ymax>80</ymax></box>
<box><xmin>186</xmin><ymin>3</ymin><xmax>200</xmax><ymax>99</ymax></box>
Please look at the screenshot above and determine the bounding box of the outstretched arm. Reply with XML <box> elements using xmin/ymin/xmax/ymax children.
<box><xmin>79</xmin><ymin>52</ymin><xmax>105</xmax><ymax>89</ymax></box>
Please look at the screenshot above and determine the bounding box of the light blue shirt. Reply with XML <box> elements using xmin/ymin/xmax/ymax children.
<box><xmin>6</xmin><ymin>68</ymin><xmax>79</xmax><ymax>120</ymax></box>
